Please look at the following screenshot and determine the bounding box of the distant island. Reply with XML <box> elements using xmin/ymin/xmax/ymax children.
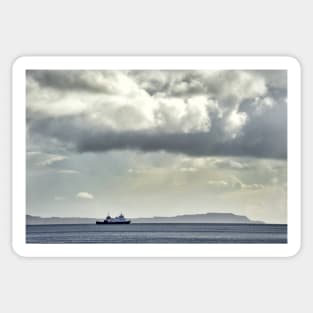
<box><xmin>26</xmin><ymin>212</ymin><xmax>264</xmax><ymax>225</ymax></box>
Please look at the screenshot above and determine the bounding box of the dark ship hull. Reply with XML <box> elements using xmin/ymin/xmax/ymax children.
<box><xmin>96</xmin><ymin>220</ymin><xmax>131</xmax><ymax>224</ymax></box>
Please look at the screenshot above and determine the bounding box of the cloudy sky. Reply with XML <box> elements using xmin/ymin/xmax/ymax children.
<box><xmin>26</xmin><ymin>69</ymin><xmax>287</xmax><ymax>223</ymax></box>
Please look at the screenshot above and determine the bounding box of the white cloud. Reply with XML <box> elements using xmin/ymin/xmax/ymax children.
<box><xmin>39</xmin><ymin>154</ymin><xmax>67</xmax><ymax>166</ymax></box>
<box><xmin>54</xmin><ymin>196</ymin><xmax>65</xmax><ymax>201</ymax></box>
<box><xmin>225</xmin><ymin>71</ymin><xmax>267</xmax><ymax>100</ymax></box>
<box><xmin>27</xmin><ymin>151</ymin><xmax>41</xmax><ymax>156</ymax></box>
<box><xmin>27</xmin><ymin>70</ymin><xmax>268</xmax><ymax>138</ymax></box>
<box><xmin>57</xmin><ymin>169</ymin><xmax>80</xmax><ymax>174</ymax></box>
<box><xmin>206</xmin><ymin>176</ymin><xmax>264</xmax><ymax>191</ymax></box>
<box><xmin>224</xmin><ymin>110</ymin><xmax>248</xmax><ymax>138</ymax></box>
<box><xmin>156</xmin><ymin>97</ymin><xmax>211</xmax><ymax>133</ymax></box>
<box><xmin>249</xmin><ymin>96</ymin><xmax>276</xmax><ymax>116</ymax></box>
<box><xmin>207</xmin><ymin>180</ymin><xmax>229</xmax><ymax>187</ymax></box>
<box><xmin>212</xmin><ymin>159</ymin><xmax>250</xmax><ymax>170</ymax></box>
<box><xmin>229</xmin><ymin>176</ymin><xmax>264</xmax><ymax>190</ymax></box>
<box><xmin>76</xmin><ymin>192</ymin><xmax>94</xmax><ymax>200</ymax></box>
<box><xmin>27</xmin><ymin>151</ymin><xmax>67</xmax><ymax>167</ymax></box>
<box><xmin>127</xmin><ymin>168</ymin><xmax>149</xmax><ymax>174</ymax></box>
<box><xmin>179</xmin><ymin>167</ymin><xmax>197</xmax><ymax>173</ymax></box>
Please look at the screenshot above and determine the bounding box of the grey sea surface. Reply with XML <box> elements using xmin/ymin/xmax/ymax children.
<box><xmin>26</xmin><ymin>223</ymin><xmax>287</xmax><ymax>244</ymax></box>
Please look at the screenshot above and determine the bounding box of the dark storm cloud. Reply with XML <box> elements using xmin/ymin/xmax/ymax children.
<box><xmin>27</xmin><ymin>70</ymin><xmax>117</xmax><ymax>93</ymax></box>
<box><xmin>76</xmin><ymin>130</ymin><xmax>286</xmax><ymax>159</ymax></box>
<box><xmin>27</xmin><ymin>107</ymin><xmax>286</xmax><ymax>159</ymax></box>
<box><xmin>240</xmin><ymin>94</ymin><xmax>287</xmax><ymax>159</ymax></box>
<box><xmin>251</xmin><ymin>70</ymin><xmax>287</xmax><ymax>89</ymax></box>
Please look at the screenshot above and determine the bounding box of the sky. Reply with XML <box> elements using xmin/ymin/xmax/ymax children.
<box><xmin>26</xmin><ymin>69</ymin><xmax>287</xmax><ymax>223</ymax></box>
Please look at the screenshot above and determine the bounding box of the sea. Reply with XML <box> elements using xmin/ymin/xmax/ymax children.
<box><xmin>26</xmin><ymin>223</ymin><xmax>287</xmax><ymax>244</ymax></box>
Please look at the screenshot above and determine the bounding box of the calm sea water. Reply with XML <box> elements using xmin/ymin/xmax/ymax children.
<box><xmin>26</xmin><ymin>223</ymin><xmax>287</xmax><ymax>244</ymax></box>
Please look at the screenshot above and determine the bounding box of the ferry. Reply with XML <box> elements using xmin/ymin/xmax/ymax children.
<box><xmin>96</xmin><ymin>213</ymin><xmax>131</xmax><ymax>224</ymax></box>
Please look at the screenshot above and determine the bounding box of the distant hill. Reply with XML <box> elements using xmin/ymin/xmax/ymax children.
<box><xmin>26</xmin><ymin>215</ymin><xmax>97</xmax><ymax>225</ymax></box>
<box><xmin>133</xmin><ymin>213</ymin><xmax>263</xmax><ymax>224</ymax></box>
<box><xmin>26</xmin><ymin>213</ymin><xmax>263</xmax><ymax>225</ymax></box>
